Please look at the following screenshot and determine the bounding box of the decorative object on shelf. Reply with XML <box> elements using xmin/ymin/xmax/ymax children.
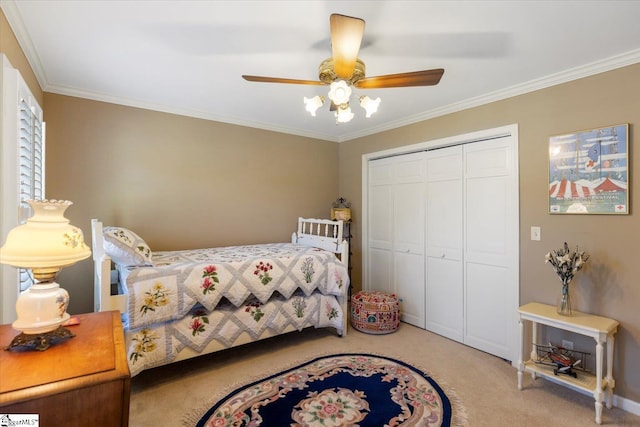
<box><xmin>549</xmin><ymin>123</ymin><xmax>628</xmax><ymax>214</ymax></box>
<box><xmin>532</xmin><ymin>342</ymin><xmax>590</xmax><ymax>378</ymax></box>
<box><xmin>331</xmin><ymin>197</ymin><xmax>351</xmax><ymax>221</ymax></box>
<box><xmin>0</xmin><ymin>199</ymin><xmax>91</xmax><ymax>350</ymax></box>
<box><xmin>544</xmin><ymin>242</ymin><xmax>589</xmax><ymax>316</ymax></box>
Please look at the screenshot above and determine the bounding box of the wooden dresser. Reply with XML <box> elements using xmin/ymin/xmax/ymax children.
<box><xmin>0</xmin><ymin>311</ymin><xmax>130</xmax><ymax>426</ymax></box>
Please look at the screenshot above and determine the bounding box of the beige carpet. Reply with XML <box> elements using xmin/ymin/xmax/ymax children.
<box><xmin>129</xmin><ymin>323</ymin><xmax>639</xmax><ymax>426</ymax></box>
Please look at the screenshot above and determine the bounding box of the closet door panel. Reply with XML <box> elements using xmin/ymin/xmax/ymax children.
<box><xmin>463</xmin><ymin>139</ymin><xmax>516</xmax><ymax>361</ymax></box>
<box><xmin>464</xmin><ymin>262</ymin><xmax>509</xmax><ymax>351</ymax></box>
<box><xmin>466</xmin><ymin>176</ymin><xmax>508</xmax><ymax>263</ymax></box>
<box><xmin>425</xmin><ymin>146</ymin><xmax>463</xmax><ymax>341</ymax></box>
<box><xmin>426</xmin><ymin>256</ymin><xmax>463</xmax><ymax>341</ymax></box>
<box><xmin>395</xmin><ymin>251</ymin><xmax>425</xmax><ymax>327</ymax></box>
<box><xmin>368</xmin><ymin>184</ymin><xmax>393</xmax><ymax>251</ymax></box>
<box><xmin>393</xmin><ymin>181</ymin><xmax>425</xmax><ymax>254</ymax></box>
<box><xmin>425</xmin><ymin>178</ymin><xmax>463</xmax><ymax>259</ymax></box>
<box><xmin>369</xmin><ymin>248</ymin><xmax>393</xmax><ymax>294</ymax></box>
<box><xmin>391</xmin><ymin>153</ymin><xmax>426</xmax><ymax>327</ymax></box>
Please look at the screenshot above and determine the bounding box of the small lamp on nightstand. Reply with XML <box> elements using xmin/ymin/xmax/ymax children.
<box><xmin>0</xmin><ymin>199</ymin><xmax>91</xmax><ymax>351</ymax></box>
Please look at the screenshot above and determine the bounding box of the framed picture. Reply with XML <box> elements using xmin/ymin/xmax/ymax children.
<box><xmin>548</xmin><ymin>124</ymin><xmax>629</xmax><ymax>214</ymax></box>
<box><xmin>331</xmin><ymin>208</ymin><xmax>351</xmax><ymax>221</ymax></box>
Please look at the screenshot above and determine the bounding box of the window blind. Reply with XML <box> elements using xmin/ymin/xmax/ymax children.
<box><xmin>17</xmin><ymin>98</ymin><xmax>45</xmax><ymax>291</ymax></box>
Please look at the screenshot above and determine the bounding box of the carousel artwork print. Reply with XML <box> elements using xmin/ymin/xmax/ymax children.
<box><xmin>548</xmin><ymin>124</ymin><xmax>629</xmax><ymax>214</ymax></box>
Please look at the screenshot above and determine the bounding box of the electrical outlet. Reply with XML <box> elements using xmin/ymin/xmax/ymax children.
<box><xmin>531</xmin><ymin>226</ymin><xmax>541</xmax><ymax>241</ymax></box>
<box><xmin>562</xmin><ymin>339</ymin><xmax>574</xmax><ymax>350</ymax></box>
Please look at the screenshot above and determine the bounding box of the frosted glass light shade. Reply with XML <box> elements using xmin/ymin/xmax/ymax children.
<box><xmin>304</xmin><ymin>95</ymin><xmax>325</xmax><ymax>116</ymax></box>
<box><xmin>335</xmin><ymin>104</ymin><xmax>354</xmax><ymax>123</ymax></box>
<box><xmin>327</xmin><ymin>80</ymin><xmax>352</xmax><ymax>105</ymax></box>
<box><xmin>360</xmin><ymin>95</ymin><xmax>381</xmax><ymax>118</ymax></box>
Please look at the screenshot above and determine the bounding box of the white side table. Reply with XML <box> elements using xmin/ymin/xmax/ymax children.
<box><xmin>517</xmin><ymin>302</ymin><xmax>619</xmax><ymax>425</ymax></box>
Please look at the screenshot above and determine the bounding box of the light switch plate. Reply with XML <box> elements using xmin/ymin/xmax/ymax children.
<box><xmin>531</xmin><ymin>226</ymin><xmax>541</xmax><ymax>241</ymax></box>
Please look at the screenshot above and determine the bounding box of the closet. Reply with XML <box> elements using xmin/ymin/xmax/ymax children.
<box><xmin>363</xmin><ymin>125</ymin><xmax>519</xmax><ymax>362</ymax></box>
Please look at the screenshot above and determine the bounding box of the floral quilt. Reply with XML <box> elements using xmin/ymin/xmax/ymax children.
<box><xmin>120</xmin><ymin>243</ymin><xmax>349</xmax><ymax>330</ymax></box>
<box><xmin>125</xmin><ymin>291</ymin><xmax>344</xmax><ymax>377</ymax></box>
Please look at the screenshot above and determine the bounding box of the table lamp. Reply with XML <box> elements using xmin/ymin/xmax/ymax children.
<box><xmin>0</xmin><ymin>199</ymin><xmax>91</xmax><ymax>351</ymax></box>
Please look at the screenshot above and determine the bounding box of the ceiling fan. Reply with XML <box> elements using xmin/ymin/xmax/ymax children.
<box><xmin>242</xmin><ymin>14</ymin><xmax>445</xmax><ymax>123</ymax></box>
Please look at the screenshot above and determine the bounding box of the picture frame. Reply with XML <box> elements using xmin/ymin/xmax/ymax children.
<box><xmin>548</xmin><ymin>123</ymin><xmax>629</xmax><ymax>214</ymax></box>
<box><xmin>331</xmin><ymin>207</ymin><xmax>351</xmax><ymax>221</ymax></box>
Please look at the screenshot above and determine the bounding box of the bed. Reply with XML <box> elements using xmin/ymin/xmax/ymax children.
<box><xmin>92</xmin><ymin>217</ymin><xmax>349</xmax><ymax>376</ymax></box>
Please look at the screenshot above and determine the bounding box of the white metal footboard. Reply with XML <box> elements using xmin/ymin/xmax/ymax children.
<box><xmin>293</xmin><ymin>217</ymin><xmax>349</xmax><ymax>337</ymax></box>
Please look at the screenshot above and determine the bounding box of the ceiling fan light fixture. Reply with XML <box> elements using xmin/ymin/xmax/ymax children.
<box><xmin>327</xmin><ymin>80</ymin><xmax>352</xmax><ymax>105</ymax></box>
<box><xmin>359</xmin><ymin>95</ymin><xmax>381</xmax><ymax>118</ymax></box>
<box><xmin>335</xmin><ymin>104</ymin><xmax>354</xmax><ymax>124</ymax></box>
<box><xmin>303</xmin><ymin>95</ymin><xmax>325</xmax><ymax>116</ymax></box>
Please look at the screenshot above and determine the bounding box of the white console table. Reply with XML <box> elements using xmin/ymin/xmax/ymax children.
<box><xmin>517</xmin><ymin>302</ymin><xmax>619</xmax><ymax>425</ymax></box>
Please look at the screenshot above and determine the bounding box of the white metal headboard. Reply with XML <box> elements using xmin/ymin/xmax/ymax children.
<box><xmin>292</xmin><ymin>217</ymin><xmax>348</xmax><ymax>270</ymax></box>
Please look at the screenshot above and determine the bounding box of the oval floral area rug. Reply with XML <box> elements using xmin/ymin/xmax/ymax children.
<box><xmin>189</xmin><ymin>353</ymin><xmax>466</xmax><ymax>426</ymax></box>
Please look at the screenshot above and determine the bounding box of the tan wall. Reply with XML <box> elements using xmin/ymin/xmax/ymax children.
<box><xmin>3</xmin><ymin>5</ymin><xmax>640</xmax><ymax>402</ymax></box>
<box><xmin>0</xmin><ymin>9</ymin><xmax>43</xmax><ymax>105</ymax></box>
<box><xmin>43</xmin><ymin>93</ymin><xmax>340</xmax><ymax>316</ymax></box>
<box><xmin>339</xmin><ymin>63</ymin><xmax>640</xmax><ymax>401</ymax></box>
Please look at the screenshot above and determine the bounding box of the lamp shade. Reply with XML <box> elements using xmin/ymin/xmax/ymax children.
<box><xmin>0</xmin><ymin>199</ymin><xmax>91</xmax><ymax>271</ymax></box>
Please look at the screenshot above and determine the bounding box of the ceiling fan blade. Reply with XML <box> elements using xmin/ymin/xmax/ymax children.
<box><xmin>242</xmin><ymin>75</ymin><xmax>325</xmax><ymax>85</ymax></box>
<box><xmin>354</xmin><ymin>69</ymin><xmax>445</xmax><ymax>89</ymax></box>
<box><xmin>330</xmin><ymin>14</ymin><xmax>365</xmax><ymax>80</ymax></box>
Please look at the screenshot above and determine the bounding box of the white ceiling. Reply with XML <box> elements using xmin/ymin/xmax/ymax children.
<box><xmin>3</xmin><ymin>0</ymin><xmax>640</xmax><ymax>142</ymax></box>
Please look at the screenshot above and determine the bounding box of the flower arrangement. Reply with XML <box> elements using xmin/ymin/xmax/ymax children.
<box><xmin>545</xmin><ymin>242</ymin><xmax>589</xmax><ymax>315</ymax></box>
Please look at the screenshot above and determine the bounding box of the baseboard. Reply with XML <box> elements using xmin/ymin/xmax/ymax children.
<box><xmin>517</xmin><ymin>366</ymin><xmax>640</xmax><ymax>417</ymax></box>
<box><xmin>614</xmin><ymin>394</ymin><xmax>640</xmax><ymax>416</ymax></box>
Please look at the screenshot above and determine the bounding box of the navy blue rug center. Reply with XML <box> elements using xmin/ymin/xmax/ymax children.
<box><xmin>194</xmin><ymin>353</ymin><xmax>454</xmax><ymax>426</ymax></box>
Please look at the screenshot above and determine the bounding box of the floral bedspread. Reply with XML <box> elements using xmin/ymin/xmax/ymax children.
<box><xmin>121</xmin><ymin>243</ymin><xmax>349</xmax><ymax>330</ymax></box>
<box><xmin>125</xmin><ymin>291</ymin><xmax>344</xmax><ymax>377</ymax></box>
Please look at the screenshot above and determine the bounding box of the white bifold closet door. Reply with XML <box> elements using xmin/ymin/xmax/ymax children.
<box><xmin>366</xmin><ymin>132</ymin><xmax>518</xmax><ymax>362</ymax></box>
<box><xmin>425</xmin><ymin>138</ymin><xmax>516</xmax><ymax>360</ymax></box>
<box><xmin>425</xmin><ymin>146</ymin><xmax>464</xmax><ymax>342</ymax></box>
<box><xmin>368</xmin><ymin>152</ymin><xmax>426</xmax><ymax>327</ymax></box>
<box><xmin>462</xmin><ymin>138</ymin><xmax>517</xmax><ymax>360</ymax></box>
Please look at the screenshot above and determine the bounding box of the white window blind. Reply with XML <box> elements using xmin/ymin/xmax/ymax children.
<box><xmin>17</xmin><ymin>97</ymin><xmax>46</xmax><ymax>291</ymax></box>
<box><xmin>1</xmin><ymin>55</ymin><xmax>46</xmax><ymax>323</ymax></box>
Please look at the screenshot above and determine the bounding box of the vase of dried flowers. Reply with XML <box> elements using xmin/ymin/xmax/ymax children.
<box><xmin>557</xmin><ymin>278</ymin><xmax>572</xmax><ymax>316</ymax></box>
<box><xmin>545</xmin><ymin>242</ymin><xmax>589</xmax><ymax>316</ymax></box>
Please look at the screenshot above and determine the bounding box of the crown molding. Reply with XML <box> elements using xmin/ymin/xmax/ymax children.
<box><xmin>3</xmin><ymin>0</ymin><xmax>639</xmax><ymax>143</ymax></box>
<box><xmin>337</xmin><ymin>49</ymin><xmax>640</xmax><ymax>142</ymax></box>
<box><xmin>1</xmin><ymin>0</ymin><xmax>49</xmax><ymax>90</ymax></box>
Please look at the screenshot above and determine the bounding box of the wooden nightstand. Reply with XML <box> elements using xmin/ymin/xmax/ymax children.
<box><xmin>0</xmin><ymin>311</ymin><xmax>130</xmax><ymax>427</ymax></box>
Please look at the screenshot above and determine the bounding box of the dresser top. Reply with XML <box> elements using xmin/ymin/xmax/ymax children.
<box><xmin>0</xmin><ymin>311</ymin><xmax>124</xmax><ymax>395</ymax></box>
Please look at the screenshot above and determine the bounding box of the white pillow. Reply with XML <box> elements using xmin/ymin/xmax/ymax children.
<box><xmin>103</xmin><ymin>226</ymin><xmax>153</xmax><ymax>266</ymax></box>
